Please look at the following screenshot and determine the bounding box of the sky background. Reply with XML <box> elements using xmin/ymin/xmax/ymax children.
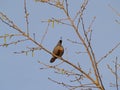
<box><xmin>0</xmin><ymin>0</ymin><xmax>120</xmax><ymax>90</ymax></box>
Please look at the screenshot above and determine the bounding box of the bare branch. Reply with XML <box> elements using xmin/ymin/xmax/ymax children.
<box><xmin>115</xmin><ymin>57</ymin><xmax>119</xmax><ymax>90</ymax></box>
<box><xmin>98</xmin><ymin>42</ymin><xmax>120</xmax><ymax>64</ymax></box>
<box><xmin>1</xmin><ymin>13</ymin><xmax>96</xmax><ymax>85</ymax></box>
<box><xmin>48</xmin><ymin>77</ymin><xmax>97</xmax><ymax>90</ymax></box>
<box><xmin>67</xmin><ymin>39</ymin><xmax>83</xmax><ymax>45</ymax></box>
<box><xmin>0</xmin><ymin>12</ymin><xmax>52</xmax><ymax>56</ymax></box>
<box><xmin>14</xmin><ymin>46</ymin><xmax>41</xmax><ymax>55</ymax></box>
<box><xmin>1</xmin><ymin>1</ymin><xmax>119</xmax><ymax>90</ymax></box>
<box><xmin>24</xmin><ymin>0</ymin><xmax>29</xmax><ymax>36</ymax></box>
<box><xmin>0</xmin><ymin>34</ymin><xmax>23</xmax><ymax>39</ymax></box>
<box><xmin>40</xmin><ymin>23</ymin><xmax>50</xmax><ymax>44</ymax></box>
<box><xmin>65</xmin><ymin>0</ymin><xmax>69</xmax><ymax>16</ymax></box>
<box><xmin>0</xmin><ymin>39</ymin><xmax>28</xmax><ymax>47</ymax></box>
<box><xmin>107</xmin><ymin>57</ymin><xmax>120</xmax><ymax>89</ymax></box>
<box><xmin>108</xmin><ymin>4</ymin><xmax>120</xmax><ymax>17</ymax></box>
<box><xmin>87</xmin><ymin>16</ymin><xmax>96</xmax><ymax>43</ymax></box>
<box><xmin>74</xmin><ymin>0</ymin><xmax>88</xmax><ymax>21</ymax></box>
<box><xmin>80</xmin><ymin>16</ymin><xmax>103</xmax><ymax>89</ymax></box>
<box><xmin>41</xmin><ymin>18</ymin><xmax>71</xmax><ymax>26</ymax></box>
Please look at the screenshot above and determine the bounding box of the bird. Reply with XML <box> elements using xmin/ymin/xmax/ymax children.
<box><xmin>50</xmin><ymin>40</ymin><xmax>64</xmax><ymax>63</ymax></box>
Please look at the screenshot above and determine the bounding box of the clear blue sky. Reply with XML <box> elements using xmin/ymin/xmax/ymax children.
<box><xmin>0</xmin><ymin>0</ymin><xmax>120</xmax><ymax>90</ymax></box>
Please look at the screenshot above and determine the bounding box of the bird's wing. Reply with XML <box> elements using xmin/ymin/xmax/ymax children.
<box><xmin>53</xmin><ymin>45</ymin><xmax>64</xmax><ymax>57</ymax></box>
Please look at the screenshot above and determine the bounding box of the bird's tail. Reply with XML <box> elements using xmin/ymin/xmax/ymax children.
<box><xmin>50</xmin><ymin>57</ymin><xmax>56</xmax><ymax>63</ymax></box>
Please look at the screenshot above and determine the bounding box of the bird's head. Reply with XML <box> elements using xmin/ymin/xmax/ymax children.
<box><xmin>59</xmin><ymin>40</ymin><xmax>62</xmax><ymax>44</ymax></box>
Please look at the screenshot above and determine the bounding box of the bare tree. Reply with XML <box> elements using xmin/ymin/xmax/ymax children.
<box><xmin>0</xmin><ymin>0</ymin><xmax>120</xmax><ymax>90</ymax></box>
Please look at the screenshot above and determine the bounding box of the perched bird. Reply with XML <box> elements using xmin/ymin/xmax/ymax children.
<box><xmin>50</xmin><ymin>40</ymin><xmax>64</xmax><ymax>63</ymax></box>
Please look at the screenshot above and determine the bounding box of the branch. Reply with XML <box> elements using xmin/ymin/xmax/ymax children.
<box><xmin>48</xmin><ymin>77</ymin><xmax>97</xmax><ymax>90</ymax></box>
<box><xmin>108</xmin><ymin>4</ymin><xmax>120</xmax><ymax>17</ymax></box>
<box><xmin>115</xmin><ymin>57</ymin><xmax>119</xmax><ymax>90</ymax></box>
<box><xmin>67</xmin><ymin>39</ymin><xmax>83</xmax><ymax>45</ymax></box>
<box><xmin>97</xmin><ymin>42</ymin><xmax>120</xmax><ymax>64</ymax></box>
<box><xmin>24</xmin><ymin>0</ymin><xmax>29</xmax><ymax>36</ymax></box>
<box><xmin>65</xmin><ymin>0</ymin><xmax>69</xmax><ymax>16</ymax></box>
<box><xmin>41</xmin><ymin>18</ymin><xmax>71</xmax><ymax>26</ymax></box>
<box><xmin>0</xmin><ymin>12</ymin><xmax>52</xmax><ymax>56</ymax></box>
<box><xmin>0</xmin><ymin>12</ymin><xmax>97</xmax><ymax>88</ymax></box>
<box><xmin>14</xmin><ymin>46</ymin><xmax>41</xmax><ymax>56</ymax></box>
<box><xmin>0</xmin><ymin>39</ymin><xmax>28</xmax><ymax>47</ymax></box>
<box><xmin>107</xmin><ymin>57</ymin><xmax>120</xmax><ymax>89</ymax></box>
<box><xmin>62</xmin><ymin>1</ymin><xmax>105</xmax><ymax>89</ymax></box>
<box><xmin>40</xmin><ymin>23</ymin><xmax>50</xmax><ymax>44</ymax></box>
<box><xmin>80</xmin><ymin>16</ymin><xmax>105</xmax><ymax>89</ymax></box>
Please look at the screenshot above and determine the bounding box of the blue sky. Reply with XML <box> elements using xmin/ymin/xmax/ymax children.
<box><xmin>0</xmin><ymin>0</ymin><xmax>120</xmax><ymax>90</ymax></box>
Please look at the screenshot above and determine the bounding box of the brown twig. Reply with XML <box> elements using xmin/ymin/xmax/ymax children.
<box><xmin>14</xmin><ymin>46</ymin><xmax>41</xmax><ymax>55</ymax></box>
<box><xmin>97</xmin><ymin>42</ymin><xmax>120</xmax><ymax>64</ymax></box>
<box><xmin>74</xmin><ymin>0</ymin><xmax>88</xmax><ymax>21</ymax></box>
<box><xmin>0</xmin><ymin>39</ymin><xmax>28</xmax><ymax>47</ymax></box>
<box><xmin>65</xmin><ymin>0</ymin><xmax>69</xmax><ymax>16</ymax></box>
<box><xmin>67</xmin><ymin>39</ymin><xmax>82</xmax><ymax>45</ymax></box>
<box><xmin>41</xmin><ymin>18</ymin><xmax>71</xmax><ymax>26</ymax></box>
<box><xmin>48</xmin><ymin>77</ymin><xmax>97</xmax><ymax>90</ymax></box>
<box><xmin>108</xmin><ymin>4</ymin><xmax>120</xmax><ymax>17</ymax></box>
<box><xmin>87</xmin><ymin>16</ymin><xmax>96</xmax><ymax>43</ymax></box>
<box><xmin>107</xmin><ymin>57</ymin><xmax>120</xmax><ymax>89</ymax></box>
<box><xmin>40</xmin><ymin>23</ymin><xmax>50</xmax><ymax>44</ymax></box>
<box><xmin>76</xmin><ymin>0</ymin><xmax>88</xmax><ymax>29</ymax></box>
<box><xmin>80</xmin><ymin>16</ymin><xmax>102</xmax><ymax>88</ymax></box>
<box><xmin>0</xmin><ymin>34</ymin><xmax>23</xmax><ymax>38</ymax></box>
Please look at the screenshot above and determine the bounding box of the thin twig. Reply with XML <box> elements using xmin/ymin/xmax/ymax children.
<box><xmin>65</xmin><ymin>0</ymin><xmax>69</xmax><ymax>16</ymax></box>
<box><xmin>40</xmin><ymin>23</ymin><xmax>50</xmax><ymax>44</ymax></box>
<box><xmin>107</xmin><ymin>64</ymin><xmax>115</xmax><ymax>76</ymax></box>
<box><xmin>0</xmin><ymin>34</ymin><xmax>23</xmax><ymax>38</ymax></box>
<box><xmin>74</xmin><ymin>0</ymin><xmax>88</xmax><ymax>21</ymax></box>
<box><xmin>97</xmin><ymin>42</ymin><xmax>120</xmax><ymax>64</ymax></box>
<box><xmin>115</xmin><ymin>57</ymin><xmax>119</xmax><ymax>90</ymax></box>
<box><xmin>52</xmin><ymin>18</ymin><xmax>71</xmax><ymax>26</ymax></box>
<box><xmin>108</xmin><ymin>4</ymin><xmax>120</xmax><ymax>17</ymax></box>
<box><xmin>14</xmin><ymin>46</ymin><xmax>41</xmax><ymax>54</ymax></box>
<box><xmin>67</xmin><ymin>39</ymin><xmax>82</xmax><ymax>45</ymax></box>
<box><xmin>24</xmin><ymin>0</ymin><xmax>29</xmax><ymax>36</ymax></box>
<box><xmin>41</xmin><ymin>18</ymin><xmax>71</xmax><ymax>26</ymax></box>
<box><xmin>81</xmin><ymin>16</ymin><xmax>100</xmax><ymax>87</ymax></box>
<box><xmin>48</xmin><ymin>77</ymin><xmax>97</xmax><ymax>89</ymax></box>
<box><xmin>0</xmin><ymin>39</ymin><xmax>29</xmax><ymax>47</ymax></box>
<box><xmin>87</xmin><ymin>16</ymin><xmax>96</xmax><ymax>43</ymax></box>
